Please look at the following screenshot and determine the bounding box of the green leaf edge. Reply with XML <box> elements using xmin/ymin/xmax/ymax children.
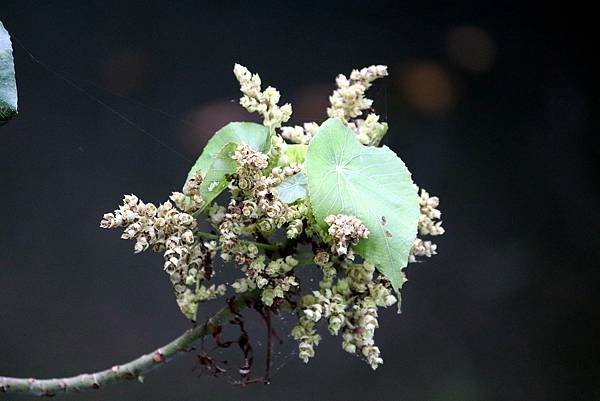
<box><xmin>305</xmin><ymin>118</ymin><xmax>420</xmax><ymax>291</ymax></box>
<box><xmin>198</xmin><ymin>142</ymin><xmax>238</xmax><ymax>212</ymax></box>
<box><xmin>187</xmin><ymin>122</ymin><xmax>270</xmax><ymax>180</ymax></box>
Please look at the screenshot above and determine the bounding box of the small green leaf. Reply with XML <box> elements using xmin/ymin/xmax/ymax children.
<box><xmin>275</xmin><ymin>172</ymin><xmax>308</xmax><ymax>204</ymax></box>
<box><xmin>188</xmin><ymin>122</ymin><xmax>269</xmax><ymax>180</ymax></box>
<box><xmin>0</xmin><ymin>21</ymin><xmax>18</xmax><ymax>124</ymax></box>
<box><xmin>199</xmin><ymin>142</ymin><xmax>238</xmax><ymax>210</ymax></box>
<box><xmin>284</xmin><ymin>144</ymin><xmax>308</xmax><ymax>165</ymax></box>
<box><xmin>306</xmin><ymin>118</ymin><xmax>419</xmax><ymax>291</ymax></box>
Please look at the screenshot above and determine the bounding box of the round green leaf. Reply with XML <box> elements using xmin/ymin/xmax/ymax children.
<box><xmin>187</xmin><ymin>122</ymin><xmax>269</xmax><ymax>180</ymax></box>
<box><xmin>306</xmin><ymin>118</ymin><xmax>419</xmax><ymax>291</ymax></box>
<box><xmin>0</xmin><ymin>21</ymin><xmax>18</xmax><ymax>124</ymax></box>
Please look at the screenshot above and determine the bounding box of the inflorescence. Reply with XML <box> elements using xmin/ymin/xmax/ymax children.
<box><xmin>100</xmin><ymin>64</ymin><xmax>444</xmax><ymax>371</ymax></box>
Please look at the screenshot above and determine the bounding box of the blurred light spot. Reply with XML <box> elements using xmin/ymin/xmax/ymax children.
<box><xmin>397</xmin><ymin>62</ymin><xmax>457</xmax><ymax>113</ymax></box>
<box><xmin>180</xmin><ymin>101</ymin><xmax>254</xmax><ymax>155</ymax></box>
<box><xmin>446</xmin><ymin>26</ymin><xmax>496</xmax><ymax>73</ymax></box>
<box><xmin>101</xmin><ymin>49</ymin><xmax>152</xmax><ymax>95</ymax></box>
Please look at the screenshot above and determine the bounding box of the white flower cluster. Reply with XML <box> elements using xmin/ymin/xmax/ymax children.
<box><xmin>278</xmin><ymin>65</ymin><xmax>389</xmax><ymax>146</ymax></box>
<box><xmin>231</xmin><ymin>143</ymin><xmax>269</xmax><ymax>170</ymax></box>
<box><xmin>216</xmin><ymin>200</ymin><xmax>247</xmax><ymax>263</ymax></box>
<box><xmin>280</xmin><ymin>122</ymin><xmax>319</xmax><ymax>145</ymax></box>
<box><xmin>418</xmin><ymin>188</ymin><xmax>444</xmax><ymax>236</ymax></box>
<box><xmin>291</xmin><ymin>317</ymin><xmax>321</xmax><ymax>363</ymax></box>
<box><xmin>354</xmin><ymin>113</ymin><xmax>388</xmax><ymax>145</ymax></box>
<box><xmin>410</xmin><ymin>188</ymin><xmax>445</xmax><ymax>263</ymax></box>
<box><xmin>100</xmin><ymin>192</ymin><xmax>225</xmax><ymax>321</ymax></box>
<box><xmin>231</xmin><ymin>255</ymin><xmax>299</xmax><ymax>306</ymax></box>
<box><xmin>327</xmin><ymin>65</ymin><xmax>389</xmax><ymax>145</ymax></box>
<box><xmin>342</xmin><ymin>262</ymin><xmax>396</xmax><ymax>370</ymax></box>
<box><xmin>211</xmin><ymin>143</ymin><xmax>309</xmax><ymax>307</ymax></box>
<box><xmin>410</xmin><ymin>238</ymin><xmax>437</xmax><ymax>261</ymax></box>
<box><xmin>217</xmin><ymin>144</ymin><xmax>303</xmax><ymax>263</ymax></box>
<box><xmin>233</xmin><ymin>64</ymin><xmax>292</xmax><ymax>129</ymax></box>
<box><xmin>293</xmin><ymin>256</ymin><xmax>396</xmax><ymax>369</ymax></box>
<box><xmin>218</xmin><ymin>143</ymin><xmax>308</xmax><ymax>256</ymax></box>
<box><xmin>170</xmin><ymin>171</ymin><xmax>204</xmax><ymax>213</ymax></box>
<box><xmin>328</xmin><ymin>65</ymin><xmax>387</xmax><ymax>121</ymax></box>
<box><xmin>325</xmin><ymin>214</ymin><xmax>370</xmax><ymax>258</ymax></box>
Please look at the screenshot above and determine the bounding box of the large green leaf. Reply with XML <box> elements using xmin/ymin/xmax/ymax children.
<box><xmin>198</xmin><ymin>142</ymin><xmax>238</xmax><ymax>210</ymax></box>
<box><xmin>275</xmin><ymin>172</ymin><xmax>307</xmax><ymax>204</ymax></box>
<box><xmin>306</xmin><ymin>118</ymin><xmax>419</xmax><ymax>290</ymax></box>
<box><xmin>187</xmin><ymin>122</ymin><xmax>269</xmax><ymax>180</ymax></box>
<box><xmin>0</xmin><ymin>21</ymin><xmax>18</xmax><ymax>124</ymax></box>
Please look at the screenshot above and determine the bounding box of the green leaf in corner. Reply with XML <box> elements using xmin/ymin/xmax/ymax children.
<box><xmin>198</xmin><ymin>142</ymin><xmax>238</xmax><ymax>210</ymax></box>
<box><xmin>305</xmin><ymin>118</ymin><xmax>419</xmax><ymax>291</ymax></box>
<box><xmin>0</xmin><ymin>21</ymin><xmax>18</xmax><ymax>124</ymax></box>
<box><xmin>275</xmin><ymin>172</ymin><xmax>308</xmax><ymax>204</ymax></box>
<box><xmin>187</xmin><ymin>122</ymin><xmax>269</xmax><ymax>180</ymax></box>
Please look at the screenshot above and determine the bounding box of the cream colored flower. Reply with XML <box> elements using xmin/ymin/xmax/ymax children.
<box><xmin>324</xmin><ymin>214</ymin><xmax>370</xmax><ymax>257</ymax></box>
<box><xmin>233</xmin><ymin>63</ymin><xmax>292</xmax><ymax>128</ymax></box>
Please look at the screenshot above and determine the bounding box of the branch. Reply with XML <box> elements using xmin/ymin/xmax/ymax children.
<box><xmin>0</xmin><ymin>292</ymin><xmax>257</xmax><ymax>397</ymax></box>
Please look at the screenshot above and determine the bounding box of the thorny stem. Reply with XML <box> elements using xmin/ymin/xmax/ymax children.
<box><xmin>0</xmin><ymin>292</ymin><xmax>258</xmax><ymax>397</ymax></box>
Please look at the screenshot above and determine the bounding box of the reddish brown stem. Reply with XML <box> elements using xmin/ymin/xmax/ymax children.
<box><xmin>264</xmin><ymin>308</ymin><xmax>273</xmax><ymax>384</ymax></box>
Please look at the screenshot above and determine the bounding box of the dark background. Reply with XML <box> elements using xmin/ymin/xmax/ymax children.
<box><xmin>1</xmin><ymin>2</ymin><xmax>598</xmax><ymax>400</ymax></box>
